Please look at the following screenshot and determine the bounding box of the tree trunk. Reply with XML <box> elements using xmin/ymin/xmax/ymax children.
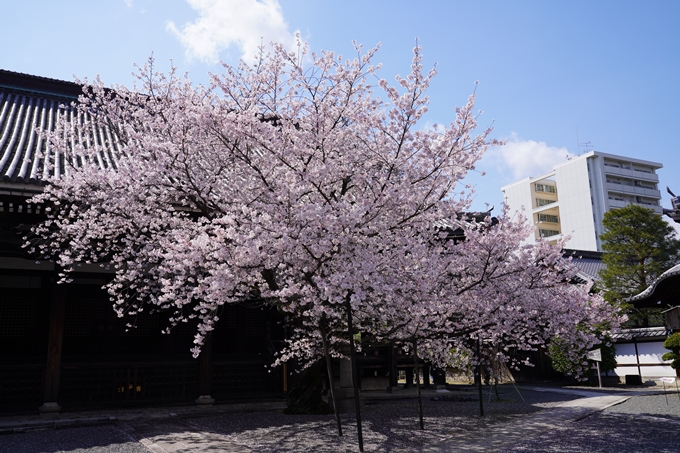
<box><xmin>346</xmin><ymin>300</ymin><xmax>364</xmax><ymax>452</ymax></box>
<box><xmin>477</xmin><ymin>338</ymin><xmax>484</xmax><ymax>417</ymax></box>
<box><xmin>413</xmin><ymin>339</ymin><xmax>424</xmax><ymax>430</ymax></box>
<box><xmin>321</xmin><ymin>324</ymin><xmax>343</xmax><ymax>437</ymax></box>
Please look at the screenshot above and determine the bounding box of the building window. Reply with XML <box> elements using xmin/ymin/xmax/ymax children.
<box><xmin>538</xmin><ymin>229</ymin><xmax>560</xmax><ymax>238</ymax></box>
<box><xmin>536</xmin><ymin>198</ymin><xmax>555</xmax><ymax>207</ymax></box>
<box><xmin>535</xmin><ymin>183</ymin><xmax>556</xmax><ymax>193</ymax></box>
<box><xmin>538</xmin><ymin>214</ymin><xmax>559</xmax><ymax>223</ymax></box>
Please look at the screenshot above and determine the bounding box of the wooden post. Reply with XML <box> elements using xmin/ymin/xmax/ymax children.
<box><xmin>196</xmin><ymin>335</ymin><xmax>215</xmax><ymax>405</ymax></box>
<box><xmin>477</xmin><ymin>339</ymin><xmax>484</xmax><ymax>417</ymax></box>
<box><xmin>404</xmin><ymin>367</ymin><xmax>413</xmax><ymax>388</ymax></box>
<box><xmin>633</xmin><ymin>337</ymin><xmax>642</xmax><ymax>379</ymax></box>
<box><xmin>283</xmin><ymin>362</ymin><xmax>289</xmax><ymax>393</ymax></box>
<box><xmin>413</xmin><ymin>340</ymin><xmax>424</xmax><ymax>430</ymax></box>
<box><xmin>39</xmin><ymin>279</ymin><xmax>67</xmax><ymax>413</ymax></box>
<box><xmin>346</xmin><ymin>300</ymin><xmax>364</xmax><ymax>452</ymax></box>
<box><xmin>387</xmin><ymin>342</ymin><xmax>398</xmax><ymax>391</ymax></box>
<box><xmin>321</xmin><ymin>324</ymin><xmax>343</xmax><ymax>436</ymax></box>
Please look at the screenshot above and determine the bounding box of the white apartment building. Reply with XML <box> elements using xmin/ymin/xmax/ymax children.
<box><xmin>502</xmin><ymin>151</ymin><xmax>663</xmax><ymax>252</ymax></box>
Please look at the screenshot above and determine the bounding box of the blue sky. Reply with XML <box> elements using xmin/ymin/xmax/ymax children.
<box><xmin>3</xmin><ymin>0</ymin><xmax>679</xmax><ymax>220</ymax></box>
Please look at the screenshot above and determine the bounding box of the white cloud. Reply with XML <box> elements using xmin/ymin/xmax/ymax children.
<box><xmin>167</xmin><ymin>0</ymin><xmax>299</xmax><ymax>64</ymax></box>
<box><xmin>124</xmin><ymin>0</ymin><xmax>134</xmax><ymax>8</ymax></box>
<box><xmin>488</xmin><ymin>133</ymin><xmax>575</xmax><ymax>180</ymax></box>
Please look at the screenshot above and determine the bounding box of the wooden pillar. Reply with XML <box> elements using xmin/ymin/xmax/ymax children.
<box><xmin>387</xmin><ymin>343</ymin><xmax>398</xmax><ymax>391</ymax></box>
<box><xmin>196</xmin><ymin>335</ymin><xmax>215</xmax><ymax>405</ymax></box>
<box><xmin>39</xmin><ymin>279</ymin><xmax>67</xmax><ymax>413</ymax></box>
<box><xmin>432</xmin><ymin>367</ymin><xmax>447</xmax><ymax>389</ymax></box>
<box><xmin>404</xmin><ymin>367</ymin><xmax>413</xmax><ymax>388</ymax></box>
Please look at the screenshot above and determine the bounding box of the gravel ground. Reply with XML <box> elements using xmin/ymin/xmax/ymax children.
<box><xmin>500</xmin><ymin>393</ymin><xmax>680</xmax><ymax>453</ymax></box>
<box><xmin>0</xmin><ymin>425</ymin><xmax>148</xmax><ymax>453</ymax></box>
<box><xmin>0</xmin><ymin>387</ymin><xmax>577</xmax><ymax>453</ymax></box>
<box><xmin>5</xmin><ymin>388</ymin><xmax>678</xmax><ymax>452</ymax></box>
<box><xmin>180</xmin><ymin>388</ymin><xmax>580</xmax><ymax>452</ymax></box>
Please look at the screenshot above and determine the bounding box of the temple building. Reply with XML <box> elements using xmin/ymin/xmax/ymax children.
<box><xmin>0</xmin><ymin>69</ymin><xmax>440</xmax><ymax>414</ymax></box>
<box><xmin>0</xmin><ymin>70</ymin><xmax>286</xmax><ymax>414</ymax></box>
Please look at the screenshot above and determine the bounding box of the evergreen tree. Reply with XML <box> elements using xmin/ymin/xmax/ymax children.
<box><xmin>599</xmin><ymin>204</ymin><xmax>680</xmax><ymax>326</ymax></box>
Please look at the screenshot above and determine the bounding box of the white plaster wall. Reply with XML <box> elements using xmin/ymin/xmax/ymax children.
<box><xmin>613</xmin><ymin>341</ymin><xmax>675</xmax><ymax>378</ymax></box>
<box><xmin>501</xmin><ymin>178</ymin><xmax>534</xmax><ymax>244</ymax></box>
<box><xmin>554</xmin><ymin>157</ymin><xmax>597</xmax><ymax>251</ymax></box>
<box><xmin>588</xmin><ymin>154</ymin><xmax>609</xmax><ymax>251</ymax></box>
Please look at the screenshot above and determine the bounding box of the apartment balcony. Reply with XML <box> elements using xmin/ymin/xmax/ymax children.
<box><xmin>607</xmin><ymin>199</ymin><xmax>631</xmax><ymax>209</ymax></box>
<box><xmin>607</xmin><ymin>198</ymin><xmax>663</xmax><ymax>214</ymax></box>
<box><xmin>532</xmin><ymin>199</ymin><xmax>559</xmax><ymax>214</ymax></box>
<box><xmin>535</xmin><ymin>229</ymin><xmax>562</xmax><ymax>243</ymax></box>
<box><xmin>606</xmin><ymin>183</ymin><xmax>661</xmax><ymax>199</ymax></box>
<box><xmin>603</xmin><ymin>165</ymin><xmax>659</xmax><ymax>183</ymax></box>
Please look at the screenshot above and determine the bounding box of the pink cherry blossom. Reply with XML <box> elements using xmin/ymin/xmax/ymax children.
<box><xmin>27</xmin><ymin>42</ymin><xmax>620</xmax><ymax>381</ymax></box>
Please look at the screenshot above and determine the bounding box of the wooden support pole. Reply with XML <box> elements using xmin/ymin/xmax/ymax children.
<box><xmin>321</xmin><ymin>324</ymin><xmax>343</xmax><ymax>437</ymax></box>
<box><xmin>633</xmin><ymin>337</ymin><xmax>642</xmax><ymax>379</ymax></box>
<box><xmin>346</xmin><ymin>300</ymin><xmax>364</xmax><ymax>452</ymax></box>
<box><xmin>477</xmin><ymin>339</ymin><xmax>484</xmax><ymax>417</ymax></box>
<box><xmin>413</xmin><ymin>340</ymin><xmax>424</xmax><ymax>430</ymax></box>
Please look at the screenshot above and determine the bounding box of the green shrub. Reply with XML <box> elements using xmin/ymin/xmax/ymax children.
<box><xmin>663</xmin><ymin>333</ymin><xmax>680</xmax><ymax>369</ymax></box>
<box><xmin>549</xmin><ymin>335</ymin><xmax>617</xmax><ymax>379</ymax></box>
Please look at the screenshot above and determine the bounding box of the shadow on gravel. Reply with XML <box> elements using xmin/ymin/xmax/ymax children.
<box><xmin>175</xmin><ymin>387</ymin><xmax>582</xmax><ymax>452</ymax></box>
<box><xmin>0</xmin><ymin>387</ymin><xmax>583</xmax><ymax>453</ymax></box>
<box><xmin>0</xmin><ymin>425</ymin><xmax>149</xmax><ymax>453</ymax></box>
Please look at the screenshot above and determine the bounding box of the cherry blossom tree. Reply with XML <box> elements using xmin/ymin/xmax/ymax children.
<box><xmin>28</xmin><ymin>42</ymin><xmax>620</xmax><ymax>450</ymax></box>
<box><xmin>355</xmin><ymin>208</ymin><xmax>619</xmax><ymax>427</ymax></box>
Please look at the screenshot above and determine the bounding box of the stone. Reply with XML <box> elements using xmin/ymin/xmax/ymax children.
<box><xmin>38</xmin><ymin>402</ymin><xmax>61</xmax><ymax>414</ymax></box>
<box><xmin>195</xmin><ymin>395</ymin><xmax>215</xmax><ymax>405</ymax></box>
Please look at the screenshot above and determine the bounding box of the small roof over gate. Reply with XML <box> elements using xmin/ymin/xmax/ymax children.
<box><xmin>627</xmin><ymin>263</ymin><xmax>680</xmax><ymax>308</ymax></box>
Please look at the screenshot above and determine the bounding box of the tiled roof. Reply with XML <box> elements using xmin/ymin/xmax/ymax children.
<box><xmin>571</xmin><ymin>257</ymin><xmax>606</xmax><ymax>280</ymax></box>
<box><xmin>609</xmin><ymin>326</ymin><xmax>668</xmax><ymax>341</ymax></box>
<box><xmin>434</xmin><ymin>211</ymin><xmax>496</xmax><ymax>240</ymax></box>
<box><xmin>562</xmin><ymin>249</ymin><xmax>605</xmax><ymax>282</ymax></box>
<box><xmin>0</xmin><ymin>70</ymin><xmax>120</xmax><ymax>187</ymax></box>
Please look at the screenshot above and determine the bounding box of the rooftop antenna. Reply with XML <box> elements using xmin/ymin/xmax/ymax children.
<box><xmin>575</xmin><ymin>128</ymin><xmax>593</xmax><ymax>155</ymax></box>
<box><xmin>580</xmin><ymin>141</ymin><xmax>593</xmax><ymax>154</ymax></box>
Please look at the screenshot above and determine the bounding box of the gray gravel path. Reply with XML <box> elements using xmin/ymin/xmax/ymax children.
<box><xmin>0</xmin><ymin>425</ymin><xmax>149</xmax><ymax>453</ymax></box>
<box><xmin>500</xmin><ymin>393</ymin><xmax>680</xmax><ymax>453</ymax></box>
<box><xmin>2</xmin><ymin>387</ymin><xmax>678</xmax><ymax>452</ymax></box>
<box><xmin>122</xmin><ymin>388</ymin><xmax>582</xmax><ymax>452</ymax></box>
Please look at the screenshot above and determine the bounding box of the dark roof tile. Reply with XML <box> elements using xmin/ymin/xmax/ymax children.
<box><xmin>0</xmin><ymin>70</ymin><xmax>118</xmax><ymax>186</ymax></box>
